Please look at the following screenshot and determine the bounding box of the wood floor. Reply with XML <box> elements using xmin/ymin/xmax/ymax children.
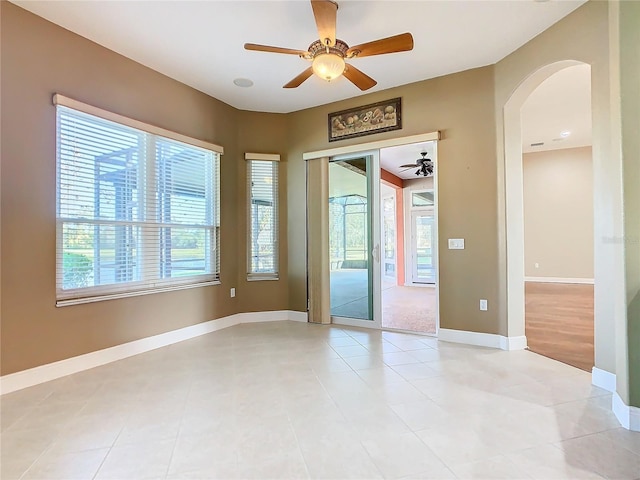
<box><xmin>525</xmin><ymin>282</ymin><xmax>594</xmax><ymax>372</ymax></box>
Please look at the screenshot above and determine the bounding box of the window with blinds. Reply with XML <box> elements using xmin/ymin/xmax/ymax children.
<box><xmin>246</xmin><ymin>153</ymin><xmax>279</xmax><ymax>280</ymax></box>
<box><xmin>56</xmin><ymin>102</ymin><xmax>221</xmax><ymax>303</ymax></box>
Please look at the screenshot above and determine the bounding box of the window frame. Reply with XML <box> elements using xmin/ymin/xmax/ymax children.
<box><xmin>54</xmin><ymin>94</ymin><xmax>224</xmax><ymax>306</ymax></box>
<box><xmin>245</xmin><ymin>152</ymin><xmax>280</xmax><ymax>281</ymax></box>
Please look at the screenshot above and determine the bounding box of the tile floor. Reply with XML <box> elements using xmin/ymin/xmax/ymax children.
<box><xmin>1</xmin><ymin>320</ymin><xmax>639</xmax><ymax>480</ymax></box>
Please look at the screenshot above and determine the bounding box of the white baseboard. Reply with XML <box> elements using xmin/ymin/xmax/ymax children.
<box><xmin>613</xmin><ymin>392</ymin><xmax>640</xmax><ymax>431</ymax></box>
<box><xmin>287</xmin><ymin>310</ymin><xmax>309</xmax><ymax>323</ymax></box>
<box><xmin>592</xmin><ymin>367</ymin><xmax>616</xmax><ymax>393</ymax></box>
<box><xmin>0</xmin><ymin>310</ymin><xmax>306</xmax><ymax>395</ymax></box>
<box><xmin>524</xmin><ymin>276</ymin><xmax>594</xmax><ymax>284</ymax></box>
<box><xmin>438</xmin><ymin>328</ymin><xmax>527</xmax><ymax>351</ymax></box>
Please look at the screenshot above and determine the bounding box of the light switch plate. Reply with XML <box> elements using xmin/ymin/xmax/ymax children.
<box><xmin>230</xmin><ymin>288</ymin><xmax>236</xmax><ymax>298</ymax></box>
<box><xmin>480</xmin><ymin>299</ymin><xmax>488</xmax><ymax>311</ymax></box>
<box><xmin>448</xmin><ymin>238</ymin><xmax>465</xmax><ymax>249</ymax></box>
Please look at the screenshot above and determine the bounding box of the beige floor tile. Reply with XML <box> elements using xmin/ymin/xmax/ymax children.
<box><xmin>391</xmin><ymin>362</ymin><xmax>440</xmax><ymax>381</ymax></box>
<box><xmin>371</xmin><ymin>381</ymin><xmax>429</xmax><ymax>406</ymax></box>
<box><xmin>556</xmin><ymin>431</ymin><xmax>640</xmax><ymax>479</ymax></box>
<box><xmin>448</xmin><ymin>455</ymin><xmax>534</xmax><ymax>479</ymax></box>
<box><xmin>168</xmin><ymin>432</ymin><xmax>239</xmax><ymax>476</ymax></box>
<box><xmin>356</xmin><ymin>366</ymin><xmax>406</xmax><ymax>387</ymax></box>
<box><xmin>299</xmin><ymin>438</ymin><xmax>383</xmax><ymax>479</ymax></box>
<box><xmin>416</xmin><ymin>423</ymin><xmax>503</xmax><ymax>465</ymax></box>
<box><xmin>383</xmin><ymin>351</ymin><xmax>423</xmax><ymax>366</ymax></box>
<box><xmin>406</xmin><ymin>348</ymin><xmax>443</xmax><ymax>363</ymax></box>
<box><xmin>391</xmin><ymin>399</ymin><xmax>451</xmax><ymax>431</ymax></box>
<box><xmin>601</xmin><ymin>427</ymin><xmax>640</xmax><ymax>456</ymax></box>
<box><xmin>21</xmin><ymin>447</ymin><xmax>109</xmax><ymax>480</ymax></box>
<box><xmin>2</xmin><ymin>321</ymin><xmax>638</xmax><ymax>480</ymax></box>
<box><xmin>505</xmin><ymin>444</ymin><xmax>605</xmax><ymax>479</ymax></box>
<box><xmin>364</xmin><ymin>341</ymin><xmax>404</xmax><ymax>354</ymax></box>
<box><xmin>94</xmin><ymin>438</ymin><xmax>176</xmax><ymax>479</ymax></box>
<box><xmin>362</xmin><ymin>431</ymin><xmax>447</xmax><ymax>478</ymax></box>
<box><xmin>343</xmin><ymin>354</ymin><xmax>387</xmax><ymax>370</ymax></box>
<box><xmin>332</xmin><ymin>344</ymin><xmax>371</xmax><ymax>358</ymax></box>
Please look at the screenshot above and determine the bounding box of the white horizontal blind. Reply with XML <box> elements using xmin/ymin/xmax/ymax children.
<box><xmin>247</xmin><ymin>155</ymin><xmax>279</xmax><ymax>279</ymax></box>
<box><xmin>56</xmin><ymin>105</ymin><xmax>220</xmax><ymax>302</ymax></box>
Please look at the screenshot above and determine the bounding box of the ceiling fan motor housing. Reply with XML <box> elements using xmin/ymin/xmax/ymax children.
<box><xmin>307</xmin><ymin>39</ymin><xmax>349</xmax><ymax>59</ymax></box>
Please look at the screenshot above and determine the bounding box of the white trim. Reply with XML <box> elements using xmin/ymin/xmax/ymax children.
<box><xmin>501</xmin><ymin>335</ymin><xmax>528</xmax><ymax>351</ymax></box>
<box><xmin>524</xmin><ymin>276</ymin><xmax>595</xmax><ymax>284</ymax></box>
<box><xmin>438</xmin><ymin>328</ymin><xmax>527</xmax><ymax>351</ymax></box>
<box><xmin>245</xmin><ymin>152</ymin><xmax>280</xmax><ymax>162</ymax></box>
<box><xmin>56</xmin><ymin>280</ymin><xmax>221</xmax><ymax>307</ymax></box>
<box><xmin>591</xmin><ymin>367</ymin><xmax>616</xmax><ymax>392</ymax></box>
<box><xmin>303</xmin><ymin>132</ymin><xmax>440</xmax><ymax>160</ymax></box>
<box><xmin>288</xmin><ymin>310</ymin><xmax>309</xmax><ymax>323</ymax></box>
<box><xmin>0</xmin><ymin>310</ymin><xmax>307</xmax><ymax>395</ymax></box>
<box><xmin>53</xmin><ymin>94</ymin><xmax>224</xmax><ymax>154</ymax></box>
<box><xmin>613</xmin><ymin>392</ymin><xmax>640</xmax><ymax>431</ymax></box>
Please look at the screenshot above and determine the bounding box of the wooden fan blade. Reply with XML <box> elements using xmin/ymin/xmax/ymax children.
<box><xmin>283</xmin><ymin>67</ymin><xmax>314</xmax><ymax>88</ymax></box>
<box><xmin>343</xmin><ymin>64</ymin><xmax>377</xmax><ymax>91</ymax></box>
<box><xmin>346</xmin><ymin>33</ymin><xmax>414</xmax><ymax>58</ymax></box>
<box><xmin>311</xmin><ymin>0</ymin><xmax>337</xmax><ymax>47</ymax></box>
<box><xmin>399</xmin><ymin>164</ymin><xmax>418</xmax><ymax>168</ymax></box>
<box><xmin>398</xmin><ymin>167</ymin><xmax>416</xmax><ymax>173</ymax></box>
<box><xmin>244</xmin><ymin>43</ymin><xmax>309</xmax><ymax>56</ymax></box>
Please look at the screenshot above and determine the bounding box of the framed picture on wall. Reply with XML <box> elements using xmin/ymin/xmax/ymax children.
<box><xmin>328</xmin><ymin>97</ymin><xmax>402</xmax><ymax>142</ymax></box>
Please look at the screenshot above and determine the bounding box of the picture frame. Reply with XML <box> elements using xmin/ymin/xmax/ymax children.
<box><xmin>328</xmin><ymin>97</ymin><xmax>402</xmax><ymax>142</ymax></box>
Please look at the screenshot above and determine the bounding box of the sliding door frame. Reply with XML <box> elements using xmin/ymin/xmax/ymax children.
<box><xmin>304</xmin><ymin>131</ymin><xmax>441</xmax><ymax>332</ymax></box>
<box><xmin>329</xmin><ymin>151</ymin><xmax>382</xmax><ymax>329</ymax></box>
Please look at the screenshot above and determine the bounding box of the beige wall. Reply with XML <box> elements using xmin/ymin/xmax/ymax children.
<box><xmin>619</xmin><ymin>0</ymin><xmax>640</xmax><ymax>406</ymax></box>
<box><xmin>287</xmin><ymin>66</ymin><xmax>500</xmax><ymax>335</ymax></box>
<box><xmin>523</xmin><ymin>147</ymin><xmax>593</xmax><ymax>279</ymax></box>
<box><xmin>235</xmin><ymin>111</ymin><xmax>290</xmax><ymax>311</ymax></box>
<box><xmin>0</xmin><ymin>3</ymin><xmax>289</xmax><ymax>375</ymax></box>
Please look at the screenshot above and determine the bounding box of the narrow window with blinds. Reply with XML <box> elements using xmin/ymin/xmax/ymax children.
<box><xmin>246</xmin><ymin>154</ymin><xmax>279</xmax><ymax>280</ymax></box>
<box><xmin>56</xmin><ymin>102</ymin><xmax>221</xmax><ymax>304</ymax></box>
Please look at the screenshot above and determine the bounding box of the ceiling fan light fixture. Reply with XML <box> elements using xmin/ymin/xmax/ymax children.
<box><xmin>312</xmin><ymin>52</ymin><xmax>345</xmax><ymax>81</ymax></box>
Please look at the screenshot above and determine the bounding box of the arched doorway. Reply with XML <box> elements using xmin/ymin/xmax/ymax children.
<box><xmin>503</xmin><ymin>59</ymin><xmax>594</xmax><ymax>359</ymax></box>
<box><xmin>519</xmin><ymin>64</ymin><xmax>594</xmax><ymax>370</ymax></box>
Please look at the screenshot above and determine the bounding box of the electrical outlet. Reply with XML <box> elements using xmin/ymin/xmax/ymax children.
<box><xmin>479</xmin><ymin>299</ymin><xmax>488</xmax><ymax>311</ymax></box>
<box><xmin>230</xmin><ymin>288</ymin><xmax>236</xmax><ymax>298</ymax></box>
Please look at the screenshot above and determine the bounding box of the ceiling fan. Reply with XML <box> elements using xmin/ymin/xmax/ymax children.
<box><xmin>399</xmin><ymin>152</ymin><xmax>434</xmax><ymax>177</ymax></box>
<box><xmin>244</xmin><ymin>0</ymin><xmax>414</xmax><ymax>91</ymax></box>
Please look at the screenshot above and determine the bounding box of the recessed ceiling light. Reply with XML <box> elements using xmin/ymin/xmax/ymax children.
<box><xmin>560</xmin><ymin>130</ymin><xmax>571</xmax><ymax>137</ymax></box>
<box><xmin>233</xmin><ymin>78</ymin><xmax>254</xmax><ymax>88</ymax></box>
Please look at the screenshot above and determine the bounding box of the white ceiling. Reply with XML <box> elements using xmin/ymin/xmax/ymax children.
<box><xmin>13</xmin><ymin>0</ymin><xmax>586</xmax><ymax>114</ymax></box>
<box><xmin>521</xmin><ymin>64</ymin><xmax>592</xmax><ymax>153</ymax></box>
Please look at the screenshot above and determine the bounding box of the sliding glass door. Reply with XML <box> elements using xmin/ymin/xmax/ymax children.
<box><xmin>328</xmin><ymin>153</ymin><xmax>381</xmax><ymax>328</ymax></box>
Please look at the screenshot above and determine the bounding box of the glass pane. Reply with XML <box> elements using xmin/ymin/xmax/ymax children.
<box><xmin>62</xmin><ymin>222</ymin><xmax>140</xmax><ymax>288</ymax></box>
<box><xmin>160</xmin><ymin>227</ymin><xmax>211</xmax><ymax>278</ymax></box>
<box><xmin>412</xmin><ymin>191</ymin><xmax>434</xmax><ymax>207</ymax></box>
<box><xmin>250</xmin><ymin>161</ymin><xmax>277</xmax><ymax>274</ymax></box>
<box><xmin>329</xmin><ymin>159</ymin><xmax>373</xmax><ymax>320</ymax></box>
<box><xmin>415</xmin><ymin>215</ymin><xmax>436</xmax><ymax>283</ymax></box>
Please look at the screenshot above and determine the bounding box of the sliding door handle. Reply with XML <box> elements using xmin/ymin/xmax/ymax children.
<box><xmin>371</xmin><ymin>244</ymin><xmax>380</xmax><ymax>263</ymax></box>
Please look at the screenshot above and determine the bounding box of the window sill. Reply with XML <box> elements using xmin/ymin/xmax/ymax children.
<box><xmin>246</xmin><ymin>276</ymin><xmax>279</xmax><ymax>282</ymax></box>
<box><xmin>56</xmin><ymin>280</ymin><xmax>221</xmax><ymax>307</ymax></box>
